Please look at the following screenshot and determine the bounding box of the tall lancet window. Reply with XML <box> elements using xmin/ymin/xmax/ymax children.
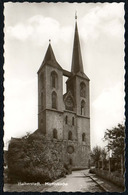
<box><xmin>51</xmin><ymin>71</ymin><xmax>58</xmax><ymax>88</ymax></box>
<box><xmin>72</xmin><ymin>117</ymin><xmax>74</xmax><ymax>126</ymax></box>
<box><xmin>52</xmin><ymin>91</ymin><xmax>57</xmax><ymax>109</ymax></box>
<box><xmin>81</xmin><ymin>100</ymin><xmax>85</xmax><ymax>115</ymax></box>
<box><xmin>53</xmin><ymin>129</ymin><xmax>57</xmax><ymax>139</ymax></box>
<box><xmin>80</xmin><ymin>82</ymin><xmax>86</xmax><ymax>98</ymax></box>
<box><xmin>68</xmin><ymin>131</ymin><xmax>72</xmax><ymax>140</ymax></box>
<box><xmin>82</xmin><ymin>133</ymin><xmax>86</xmax><ymax>141</ymax></box>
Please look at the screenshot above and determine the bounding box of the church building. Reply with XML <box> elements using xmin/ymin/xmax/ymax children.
<box><xmin>37</xmin><ymin>16</ymin><xmax>90</xmax><ymax>169</ymax></box>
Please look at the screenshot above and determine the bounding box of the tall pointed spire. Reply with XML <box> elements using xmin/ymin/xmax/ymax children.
<box><xmin>71</xmin><ymin>14</ymin><xmax>84</xmax><ymax>74</ymax></box>
<box><xmin>38</xmin><ymin>41</ymin><xmax>62</xmax><ymax>72</ymax></box>
<box><xmin>43</xmin><ymin>41</ymin><xmax>56</xmax><ymax>64</ymax></box>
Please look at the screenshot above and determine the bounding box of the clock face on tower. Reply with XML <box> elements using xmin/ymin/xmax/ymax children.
<box><xmin>67</xmin><ymin>146</ymin><xmax>74</xmax><ymax>154</ymax></box>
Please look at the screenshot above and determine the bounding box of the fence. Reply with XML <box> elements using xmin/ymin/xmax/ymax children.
<box><xmin>94</xmin><ymin>157</ymin><xmax>125</xmax><ymax>188</ymax></box>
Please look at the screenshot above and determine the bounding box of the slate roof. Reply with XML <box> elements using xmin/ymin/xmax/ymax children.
<box><xmin>38</xmin><ymin>43</ymin><xmax>62</xmax><ymax>73</ymax></box>
<box><xmin>71</xmin><ymin>21</ymin><xmax>90</xmax><ymax>80</ymax></box>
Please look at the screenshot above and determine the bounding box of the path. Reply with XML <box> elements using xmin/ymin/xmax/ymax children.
<box><xmin>41</xmin><ymin>170</ymin><xmax>103</xmax><ymax>192</ymax></box>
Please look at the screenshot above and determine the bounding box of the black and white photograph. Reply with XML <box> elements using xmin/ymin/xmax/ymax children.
<box><xmin>3</xmin><ymin>2</ymin><xmax>125</xmax><ymax>192</ymax></box>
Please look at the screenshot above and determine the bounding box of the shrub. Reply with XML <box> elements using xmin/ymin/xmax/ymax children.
<box><xmin>64</xmin><ymin>163</ymin><xmax>72</xmax><ymax>175</ymax></box>
<box><xmin>89</xmin><ymin>168</ymin><xmax>95</xmax><ymax>174</ymax></box>
<box><xmin>8</xmin><ymin>131</ymin><xmax>65</xmax><ymax>183</ymax></box>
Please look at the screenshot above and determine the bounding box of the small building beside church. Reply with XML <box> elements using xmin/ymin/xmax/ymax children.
<box><xmin>37</xmin><ymin>17</ymin><xmax>90</xmax><ymax>169</ymax></box>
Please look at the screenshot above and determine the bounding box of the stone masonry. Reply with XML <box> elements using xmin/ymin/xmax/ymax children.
<box><xmin>37</xmin><ymin>17</ymin><xmax>90</xmax><ymax>169</ymax></box>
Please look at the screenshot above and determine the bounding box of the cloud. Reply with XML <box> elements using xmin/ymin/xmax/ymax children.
<box><xmin>6</xmin><ymin>3</ymin><xmax>124</xmax><ymax>46</ymax></box>
<box><xmin>93</xmin><ymin>82</ymin><xmax>124</xmax><ymax>114</ymax></box>
<box><xmin>4</xmin><ymin>77</ymin><xmax>37</xmax><ymax>147</ymax></box>
<box><xmin>91</xmin><ymin>82</ymin><xmax>124</xmax><ymax>148</ymax></box>
<box><xmin>4</xmin><ymin>3</ymin><xmax>124</xmax><ymax>150</ymax></box>
<box><xmin>79</xmin><ymin>3</ymin><xmax>124</xmax><ymax>41</ymax></box>
<box><xmin>6</xmin><ymin>15</ymin><xmax>73</xmax><ymax>45</ymax></box>
<box><xmin>7</xmin><ymin>24</ymin><xmax>33</xmax><ymax>41</ymax></box>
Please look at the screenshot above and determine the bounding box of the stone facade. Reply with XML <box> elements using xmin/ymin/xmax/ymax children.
<box><xmin>37</xmin><ymin>19</ymin><xmax>90</xmax><ymax>169</ymax></box>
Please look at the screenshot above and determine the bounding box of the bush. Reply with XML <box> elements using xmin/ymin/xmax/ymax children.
<box><xmin>89</xmin><ymin>168</ymin><xmax>95</xmax><ymax>174</ymax></box>
<box><xmin>64</xmin><ymin>163</ymin><xmax>72</xmax><ymax>175</ymax></box>
<box><xmin>4</xmin><ymin>167</ymin><xmax>8</xmax><ymax>183</ymax></box>
<box><xmin>8</xmin><ymin>131</ymin><xmax>66</xmax><ymax>183</ymax></box>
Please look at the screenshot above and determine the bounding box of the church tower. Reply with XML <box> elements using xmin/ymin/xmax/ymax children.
<box><xmin>63</xmin><ymin>15</ymin><xmax>90</xmax><ymax>168</ymax></box>
<box><xmin>37</xmin><ymin>15</ymin><xmax>90</xmax><ymax>169</ymax></box>
<box><xmin>37</xmin><ymin>41</ymin><xmax>64</xmax><ymax>140</ymax></box>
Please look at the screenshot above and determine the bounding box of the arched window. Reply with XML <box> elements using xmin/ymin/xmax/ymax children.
<box><xmin>81</xmin><ymin>100</ymin><xmax>85</xmax><ymax>115</ymax></box>
<box><xmin>41</xmin><ymin>92</ymin><xmax>43</xmax><ymax>108</ymax></box>
<box><xmin>65</xmin><ymin>116</ymin><xmax>68</xmax><ymax>124</ymax></box>
<box><xmin>80</xmin><ymin>82</ymin><xmax>86</xmax><ymax>98</ymax></box>
<box><xmin>68</xmin><ymin>131</ymin><xmax>72</xmax><ymax>140</ymax></box>
<box><xmin>52</xmin><ymin>91</ymin><xmax>57</xmax><ymax>109</ymax></box>
<box><xmin>72</xmin><ymin>117</ymin><xmax>74</xmax><ymax>126</ymax></box>
<box><xmin>51</xmin><ymin>71</ymin><xmax>58</xmax><ymax>88</ymax></box>
<box><xmin>53</xmin><ymin>129</ymin><xmax>57</xmax><ymax>139</ymax></box>
<box><xmin>82</xmin><ymin>133</ymin><xmax>85</xmax><ymax>141</ymax></box>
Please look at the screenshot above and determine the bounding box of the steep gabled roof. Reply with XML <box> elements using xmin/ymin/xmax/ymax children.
<box><xmin>38</xmin><ymin>43</ymin><xmax>62</xmax><ymax>73</ymax></box>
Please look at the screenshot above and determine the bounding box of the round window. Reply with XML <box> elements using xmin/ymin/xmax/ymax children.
<box><xmin>67</xmin><ymin>146</ymin><xmax>74</xmax><ymax>154</ymax></box>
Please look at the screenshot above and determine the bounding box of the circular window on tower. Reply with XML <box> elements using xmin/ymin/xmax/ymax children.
<box><xmin>67</xmin><ymin>146</ymin><xmax>74</xmax><ymax>154</ymax></box>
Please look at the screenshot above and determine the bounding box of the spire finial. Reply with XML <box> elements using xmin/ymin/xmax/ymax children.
<box><xmin>49</xmin><ymin>39</ymin><xmax>51</xmax><ymax>44</ymax></box>
<box><xmin>75</xmin><ymin>11</ymin><xmax>77</xmax><ymax>21</ymax></box>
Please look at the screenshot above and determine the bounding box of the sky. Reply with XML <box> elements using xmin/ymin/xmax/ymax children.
<box><xmin>4</xmin><ymin>2</ymin><xmax>125</xmax><ymax>150</ymax></box>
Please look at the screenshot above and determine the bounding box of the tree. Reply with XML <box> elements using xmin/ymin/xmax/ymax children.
<box><xmin>104</xmin><ymin>123</ymin><xmax>125</xmax><ymax>158</ymax></box>
<box><xmin>7</xmin><ymin>130</ymin><xmax>66</xmax><ymax>183</ymax></box>
<box><xmin>91</xmin><ymin>146</ymin><xmax>107</xmax><ymax>167</ymax></box>
<box><xmin>104</xmin><ymin>123</ymin><xmax>125</xmax><ymax>175</ymax></box>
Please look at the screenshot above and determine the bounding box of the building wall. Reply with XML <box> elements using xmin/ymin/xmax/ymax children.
<box><xmin>63</xmin><ymin>111</ymin><xmax>77</xmax><ymax>141</ymax></box>
<box><xmin>38</xmin><ymin>111</ymin><xmax>46</xmax><ymax>134</ymax></box>
<box><xmin>46</xmin><ymin>110</ymin><xmax>63</xmax><ymax>140</ymax></box>
<box><xmin>45</xmin><ymin>65</ymin><xmax>64</xmax><ymax>112</ymax></box>
<box><xmin>38</xmin><ymin>63</ymin><xmax>90</xmax><ymax>169</ymax></box>
<box><xmin>38</xmin><ymin>64</ymin><xmax>64</xmax><ymax>135</ymax></box>
<box><xmin>77</xmin><ymin>116</ymin><xmax>90</xmax><ymax>145</ymax></box>
<box><xmin>60</xmin><ymin>140</ymin><xmax>89</xmax><ymax>169</ymax></box>
<box><xmin>38</xmin><ymin>67</ymin><xmax>46</xmax><ymax>112</ymax></box>
<box><xmin>75</xmin><ymin>76</ymin><xmax>90</xmax><ymax>117</ymax></box>
<box><xmin>38</xmin><ymin>66</ymin><xmax>47</xmax><ymax>133</ymax></box>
